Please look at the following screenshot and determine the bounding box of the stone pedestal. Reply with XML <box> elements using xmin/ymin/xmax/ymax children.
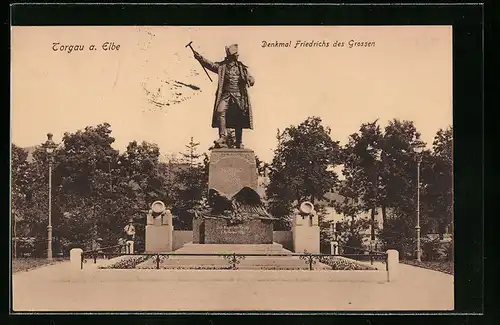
<box><xmin>193</xmin><ymin>218</ymin><xmax>273</xmax><ymax>244</ymax></box>
<box><xmin>292</xmin><ymin>214</ymin><xmax>320</xmax><ymax>253</ymax></box>
<box><xmin>208</xmin><ymin>148</ymin><xmax>258</xmax><ymax>198</ymax></box>
<box><xmin>145</xmin><ymin>203</ymin><xmax>174</xmax><ymax>253</ymax></box>
<box><xmin>145</xmin><ymin>225</ymin><xmax>173</xmax><ymax>253</ymax></box>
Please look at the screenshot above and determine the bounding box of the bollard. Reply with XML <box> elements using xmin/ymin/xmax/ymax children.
<box><xmin>386</xmin><ymin>249</ymin><xmax>400</xmax><ymax>282</ymax></box>
<box><xmin>126</xmin><ymin>241</ymin><xmax>134</xmax><ymax>254</ymax></box>
<box><xmin>70</xmin><ymin>248</ymin><xmax>83</xmax><ymax>270</ymax></box>
<box><xmin>330</xmin><ymin>241</ymin><xmax>339</xmax><ymax>255</ymax></box>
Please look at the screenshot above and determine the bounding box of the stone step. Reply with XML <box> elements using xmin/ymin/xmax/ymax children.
<box><xmin>174</xmin><ymin>243</ymin><xmax>291</xmax><ymax>255</ymax></box>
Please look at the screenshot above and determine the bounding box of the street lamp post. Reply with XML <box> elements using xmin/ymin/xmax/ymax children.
<box><xmin>415</xmin><ymin>147</ymin><xmax>423</xmax><ymax>262</ymax></box>
<box><xmin>45</xmin><ymin>133</ymin><xmax>57</xmax><ymax>260</ymax></box>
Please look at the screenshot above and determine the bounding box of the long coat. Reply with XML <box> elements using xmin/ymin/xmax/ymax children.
<box><xmin>197</xmin><ymin>55</ymin><xmax>254</xmax><ymax>129</ymax></box>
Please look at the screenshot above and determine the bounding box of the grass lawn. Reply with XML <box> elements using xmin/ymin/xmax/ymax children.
<box><xmin>12</xmin><ymin>258</ymin><xmax>67</xmax><ymax>273</ymax></box>
<box><xmin>401</xmin><ymin>259</ymin><xmax>454</xmax><ymax>275</ymax></box>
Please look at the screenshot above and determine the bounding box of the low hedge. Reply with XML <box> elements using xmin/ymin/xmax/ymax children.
<box><xmin>98</xmin><ymin>255</ymin><xmax>151</xmax><ymax>269</ymax></box>
<box><xmin>401</xmin><ymin>260</ymin><xmax>454</xmax><ymax>275</ymax></box>
<box><xmin>319</xmin><ymin>256</ymin><xmax>379</xmax><ymax>271</ymax></box>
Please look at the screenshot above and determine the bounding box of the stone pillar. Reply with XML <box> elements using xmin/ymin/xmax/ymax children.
<box><xmin>292</xmin><ymin>205</ymin><xmax>320</xmax><ymax>253</ymax></box>
<box><xmin>387</xmin><ymin>249</ymin><xmax>400</xmax><ymax>282</ymax></box>
<box><xmin>145</xmin><ymin>202</ymin><xmax>174</xmax><ymax>253</ymax></box>
<box><xmin>70</xmin><ymin>248</ymin><xmax>83</xmax><ymax>270</ymax></box>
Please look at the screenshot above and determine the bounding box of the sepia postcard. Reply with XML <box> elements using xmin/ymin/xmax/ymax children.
<box><xmin>11</xmin><ymin>25</ymin><xmax>454</xmax><ymax>312</ymax></box>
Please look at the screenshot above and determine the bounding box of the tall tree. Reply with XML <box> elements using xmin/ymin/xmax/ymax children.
<box><xmin>173</xmin><ymin>137</ymin><xmax>208</xmax><ymax>229</ymax></box>
<box><xmin>181</xmin><ymin>137</ymin><xmax>202</xmax><ymax>167</ymax></box>
<box><xmin>11</xmin><ymin>144</ymin><xmax>31</xmax><ymax>257</ymax></box>
<box><xmin>381</xmin><ymin>119</ymin><xmax>426</xmax><ymax>217</ymax></box>
<box><xmin>335</xmin><ymin>120</ymin><xmax>384</xmax><ymax>243</ymax></box>
<box><xmin>54</xmin><ymin>123</ymin><xmax>120</xmax><ymax>250</ymax></box>
<box><xmin>266</xmin><ymin>117</ymin><xmax>342</xmax><ymax>228</ymax></box>
<box><xmin>377</xmin><ymin>119</ymin><xmax>431</xmax><ymax>256</ymax></box>
<box><xmin>421</xmin><ymin>127</ymin><xmax>453</xmax><ymax>237</ymax></box>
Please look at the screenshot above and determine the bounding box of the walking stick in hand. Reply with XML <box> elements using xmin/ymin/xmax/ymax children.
<box><xmin>185</xmin><ymin>41</ymin><xmax>213</xmax><ymax>82</ymax></box>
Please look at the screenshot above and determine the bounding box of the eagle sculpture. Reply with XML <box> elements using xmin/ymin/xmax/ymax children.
<box><xmin>191</xmin><ymin>187</ymin><xmax>276</xmax><ymax>224</ymax></box>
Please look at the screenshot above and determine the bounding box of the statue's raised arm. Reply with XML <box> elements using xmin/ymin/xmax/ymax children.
<box><xmin>193</xmin><ymin>51</ymin><xmax>220</xmax><ymax>74</ymax></box>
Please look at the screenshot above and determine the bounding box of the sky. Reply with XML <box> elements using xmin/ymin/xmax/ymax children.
<box><xmin>11</xmin><ymin>26</ymin><xmax>452</xmax><ymax>165</ymax></box>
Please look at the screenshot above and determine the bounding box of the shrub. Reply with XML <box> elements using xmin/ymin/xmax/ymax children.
<box><xmin>319</xmin><ymin>256</ymin><xmax>378</xmax><ymax>270</ymax></box>
<box><xmin>436</xmin><ymin>241</ymin><xmax>453</xmax><ymax>262</ymax></box>
<box><xmin>421</xmin><ymin>237</ymin><xmax>439</xmax><ymax>261</ymax></box>
<box><xmin>99</xmin><ymin>255</ymin><xmax>150</xmax><ymax>269</ymax></box>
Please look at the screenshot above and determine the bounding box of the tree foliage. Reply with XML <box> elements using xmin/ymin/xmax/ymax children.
<box><xmin>266</xmin><ymin>117</ymin><xmax>342</xmax><ymax>228</ymax></box>
<box><xmin>171</xmin><ymin>137</ymin><xmax>208</xmax><ymax>230</ymax></box>
<box><xmin>11</xmin><ymin>119</ymin><xmax>452</xmax><ymax>259</ymax></box>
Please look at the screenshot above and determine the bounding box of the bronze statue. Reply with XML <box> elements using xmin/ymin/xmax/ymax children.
<box><xmin>192</xmin><ymin>44</ymin><xmax>255</xmax><ymax>149</ymax></box>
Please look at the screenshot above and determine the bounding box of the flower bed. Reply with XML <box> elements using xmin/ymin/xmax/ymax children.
<box><xmin>95</xmin><ymin>255</ymin><xmax>379</xmax><ymax>271</ymax></box>
<box><xmin>98</xmin><ymin>255</ymin><xmax>151</xmax><ymax>269</ymax></box>
<box><xmin>319</xmin><ymin>256</ymin><xmax>378</xmax><ymax>271</ymax></box>
<box><xmin>159</xmin><ymin>266</ymin><xmax>233</xmax><ymax>270</ymax></box>
<box><xmin>401</xmin><ymin>260</ymin><xmax>454</xmax><ymax>275</ymax></box>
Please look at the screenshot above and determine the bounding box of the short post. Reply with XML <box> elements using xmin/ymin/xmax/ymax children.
<box><xmin>386</xmin><ymin>249</ymin><xmax>400</xmax><ymax>282</ymax></box>
<box><xmin>330</xmin><ymin>241</ymin><xmax>339</xmax><ymax>255</ymax></box>
<box><xmin>70</xmin><ymin>248</ymin><xmax>83</xmax><ymax>270</ymax></box>
<box><xmin>156</xmin><ymin>254</ymin><xmax>160</xmax><ymax>269</ymax></box>
<box><xmin>126</xmin><ymin>241</ymin><xmax>134</xmax><ymax>254</ymax></box>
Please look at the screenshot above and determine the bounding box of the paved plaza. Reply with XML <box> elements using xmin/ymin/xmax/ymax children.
<box><xmin>12</xmin><ymin>260</ymin><xmax>453</xmax><ymax>311</ymax></box>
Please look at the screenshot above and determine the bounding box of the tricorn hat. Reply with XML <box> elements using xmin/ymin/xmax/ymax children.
<box><xmin>225</xmin><ymin>44</ymin><xmax>238</xmax><ymax>56</ymax></box>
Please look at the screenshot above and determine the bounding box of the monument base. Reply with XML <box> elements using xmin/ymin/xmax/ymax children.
<box><xmin>175</xmin><ymin>243</ymin><xmax>286</xmax><ymax>254</ymax></box>
<box><xmin>193</xmin><ymin>218</ymin><xmax>273</xmax><ymax>244</ymax></box>
<box><xmin>164</xmin><ymin>243</ymin><xmax>331</xmax><ymax>270</ymax></box>
<box><xmin>145</xmin><ymin>225</ymin><xmax>173</xmax><ymax>253</ymax></box>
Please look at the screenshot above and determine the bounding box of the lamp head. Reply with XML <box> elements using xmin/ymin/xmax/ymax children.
<box><xmin>45</xmin><ymin>133</ymin><xmax>56</xmax><ymax>154</ymax></box>
<box><xmin>414</xmin><ymin>146</ymin><xmax>424</xmax><ymax>163</ymax></box>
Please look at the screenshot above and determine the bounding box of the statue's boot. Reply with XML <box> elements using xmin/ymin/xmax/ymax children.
<box><xmin>235</xmin><ymin>128</ymin><xmax>243</xmax><ymax>149</ymax></box>
<box><xmin>214</xmin><ymin>137</ymin><xmax>228</xmax><ymax>148</ymax></box>
<box><xmin>215</xmin><ymin>112</ymin><xmax>228</xmax><ymax>148</ymax></box>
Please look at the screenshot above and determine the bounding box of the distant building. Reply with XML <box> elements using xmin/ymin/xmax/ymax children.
<box><xmin>319</xmin><ymin>191</ymin><xmax>384</xmax><ymax>229</ymax></box>
<box><xmin>316</xmin><ymin>191</ymin><xmax>387</xmax><ymax>249</ymax></box>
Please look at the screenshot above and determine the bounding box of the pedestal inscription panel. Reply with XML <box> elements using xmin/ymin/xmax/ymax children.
<box><xmin>208</xmin><ymin>148</ymin><xmax>258</xmax><ymax>198</ymax></box>
<box><xmin>193</xmin><ymin>219</ymin><xmax>273</xmax><ymax>244</ymax></box>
